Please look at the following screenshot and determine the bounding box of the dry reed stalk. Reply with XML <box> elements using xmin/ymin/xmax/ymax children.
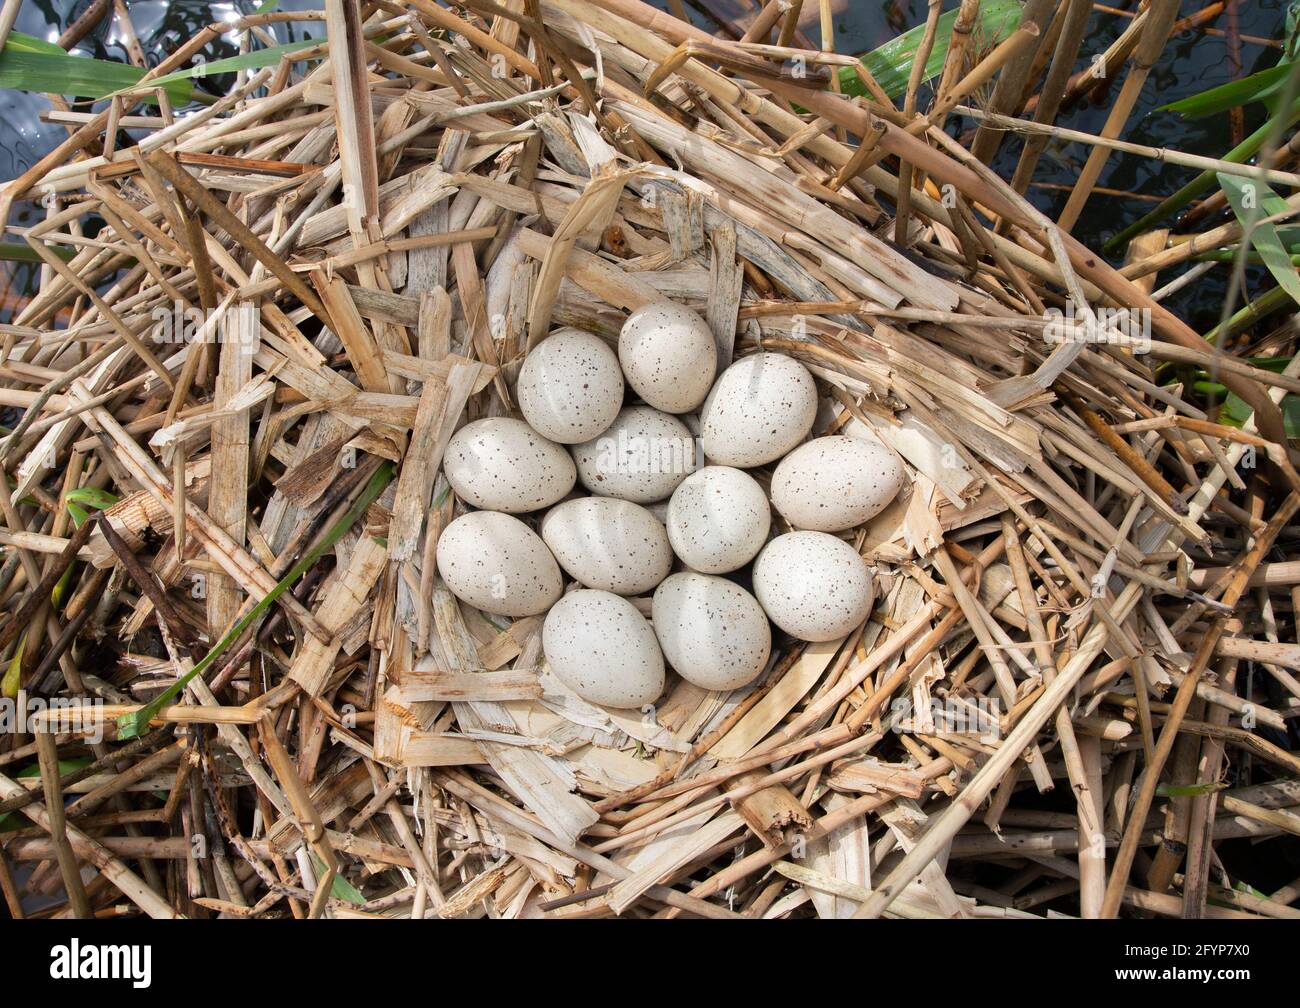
<box><xmin>0</xmin><ymin>0</ymin><xmax>1294</xmax><ymax>921</ymax></box>
<box><xmin>1055</xmin><ymin>0</ymin><xmax>1182</xmax><ymax>231</ymax></box>
<box><xmin>1007</xmin><ymin>0</ymin><xmax>1094</xmax><ymax>197</ymax></box>
<box><xmin>894</xmin><ymin>0</ymin><xmax>943</xmax><ymax>245</ymax></box>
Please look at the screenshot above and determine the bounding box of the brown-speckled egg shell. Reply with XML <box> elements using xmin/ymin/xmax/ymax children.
<box><xmin>444</xmin><ymin>417</ymin><xmax>575</xmax><ymax>513</ymax></box>
<box><xmin>699</xmin><ymin>353</ymin><xmax>818</xmax><ymax>468</ymax></box>
<box><xmin>652</xmin><ymin>573</ymin><xmax>771</xmax><ymax>691</ymax></box>
<box><xmin>666</xmin><ymin>466</ymin><xmax>770</xmax><ymax>574</ymax></box>
<box><xmin>618</xmin><ymin>301</ymin><xmax>717</xmax><ymax>414</ymax></box>
<box><xmin>771</xmin><ymin>435</ymin><xmax>907</xmax><ymax>532</ymax></box>
<box><xmin>540</xmin><ymin>497</ymin><xmax>673</xmax><ymax>596</ymax></box>
<box><xmin>543</xmin><ymin>590</ymin><xmax>666</xmax><ymax>708</ymax></box>
<box><xmin>570</xmin><ymin>405</ymin><xmax>697</xmax><ymax>503</ymax></box>
<box><xmin>436</xmin><ymin>511</ymin><xmax>562</xmax><ymax>618</ymax></box>
<box><xmin>752</xmin><ymin>531</ymin><xmax>873</xmax><ymax>642</ymax></box>
<box><xmin>516</xmin><ymin>328</ymin><xmax>624</xmax><ymax>444</ymax></box>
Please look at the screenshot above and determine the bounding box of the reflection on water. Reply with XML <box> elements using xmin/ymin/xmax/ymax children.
<box><xmin>0</xmin><ymin>0</ymin><xmax>1290</xmax><ymax>329</ymax></box>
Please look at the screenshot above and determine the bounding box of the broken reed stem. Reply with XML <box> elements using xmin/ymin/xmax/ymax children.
<box><xmin>894</xmin><ymin>0</ymin><xmax>942</xmax><ymax>245</ymax></box>
<box><xmin>1055</xmin><ymin>0</ymin><xmax>1182</xmax><ymax>231</ymax></box>
<box><xmin>1099</xmin><ymin>493</ymin><xmax>1300</xmax><ymax>917</ymax></box>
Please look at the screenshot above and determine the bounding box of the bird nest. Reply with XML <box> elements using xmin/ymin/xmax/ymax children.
<box><xmin>0</xmin><ymin>0</ymin><xmax>1297</xmax><ymax>921</ymax></box>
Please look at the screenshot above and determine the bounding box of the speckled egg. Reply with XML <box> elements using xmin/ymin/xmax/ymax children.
<box><xmin>543</xmin><ymin>590</ymin><xmax>666</xmax><ymax>708</ymax></box>
<box><xmin>540</xmin><ymin>497</ymin><xmax>672</xmax><ymax>596</ymax></box>
<box><xmin>444</xmin><ymin>417</ymin><xmax>575</xmax><ymax>513</ymax></box>
<box><xmin>516</xmin><ymin>327</ymin><xmax>624</xmax><ymax>444</ymax></box>
<box><xmin>436</xmin><ymin>511</ymin><xmax>563</xmax><ymax>618</ymax></box>
<box><xmin>618</xmin><ymin>301</ymin><xmax>717</xmax><ymax>414</ymax></box>
<box><xmin>752</xmin><ymin>532</ymin><xmax>874</xmax><ymax>642</ymax></box>
<box><xmin>571</xmin><ymin>405</ymin><xmax>698</xmax><ymax>503</ymax></box>
<box><xmin>666</xmin><ymin>466</ymin><xmax>770</xmax><ymax>574</ymax></box>
<box><xmin>652</xmin><ymin>573</ymin><xmax>771</xmax><ymax>692</ymax></box>
<box><xmin>699</xmin><ymin>353</ymin><xmax>818</xmax><ymax>468</ymax></box>
<box><xmin>771</xmin><ymin>435</ymin><xmax>907</xmax><ymax>532</ymax></box>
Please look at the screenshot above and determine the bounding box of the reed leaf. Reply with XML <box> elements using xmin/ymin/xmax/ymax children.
<box><xmin>65</xmin><ymin>487</ymin><xmax>119</xmax><ymax>528</ymax></box>
<box><xmin>0</xmin><ymin>758</ymin><xmax>89</xmax><ymax>830</ymax></box>
<box><xmin>109</xmin><ymin>39</ymin><xmax>322</xmax><ymax>98</ymax></box>
<box><xmin>2</xmin><ymin>633</ymin><xmax>24</xmax><ymax>700</ymax></box>
<box><xmin>0</xmin><ymin>241</ymin><xmax>72</xmax><ymax>263</ymax></box>
<box><xmin>1220</xmin><ymin>390</ymin><xmax>1300</xmax><ymax>438</ymax></box>
<box><xmin>0</xmin><ymin>31</ymin><xmax>317</xmax><ymax>106</ymax></box>
<box><xmin>0</xmin><ymin>36</ymin><xmax>193</xmax><ymax>103</ymax></box>
<box><xmin>1105</xmin><ymin>97</ymin><xmax>1300</xmax><ymax>253</ymax></box>
<box><xmin>1218</xmin><ymin>172</ymin><xmax>1300</xmax><ymax>306</ymax></box>
<box><xmin>312</xmin><ymin>852</ymin><xmax>366</xmax><ymax>905</ymax></box>
<box><xmin>1158</xmin><ymin>63</ymin><xmax>1293</xmax><ymax>119</ymax></box>
<box><xmin>841</xmin><ymin>0</ymin><xmax>1022</xmax><ymax>100</ymax></box>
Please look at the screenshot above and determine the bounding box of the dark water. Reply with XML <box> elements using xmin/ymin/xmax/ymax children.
<box><xmin>0</xmin><ymin>0</ymin><xmax>1291</xmax><ymax>331</ymax></box>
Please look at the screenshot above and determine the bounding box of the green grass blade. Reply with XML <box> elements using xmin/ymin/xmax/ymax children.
<box><xmin>1</xmin><ymin>757</ymin><xmax>91</xmax><ymax>830</ymax></box>
<box><xmin>0</xmin><ymin>241</ymin><xmax>73</xmax><ymax>263</ymax></box>
<box><xmin>1157</xmin><ymin>63</ymin><xmax>1292</xmax><ymax>118</ymax></box>
<box><xmin>0</xmin><ymin>32</ymin><xmax>317</xmax><ymax>106</ymax></box>
<box><xmin>1203</xmin><ymin>284</ymin><xmax>1292</xmax><ymax>345</ymax></box>
<box><xmin>0</xmin><ymin>44</ymin><xmax>193</xmax><ymax>103</ymax></box>
<box><xmin>840</xmin><ymin>0</ymin><xmax>1023</xmax><ymax>101</ymax></box>
<box><xmin>312</xmin><ymin>853</ymin><xmax>365</xmax><ymax>905</ymax></box>
<box><xmin>5</xmin><ymin>31</ymin><xmax>67</xmax><ymax>55</ymax></box>
<box><xmin>1104</xmin><ymin>97</ymin><xmax>1300</xmax><ymax>254</ymax></box>
<box><xmin>116</xmin><ymin>461</ymin><xmax>394</xmax><ymax>739</ymax></box>
<box><xmin>110</xmin><ymin>39</ymin><xmax>321</xmax><ymax>98</ymax></box>
<box><xmin>1156</xmin><ymin>781</ymin><xmax>1226</xmax><ymax>797</ymax></box>
<box><xmin>1218</xmin><ymin>172</ymin><xmax>1300</xmax><ymax>306</ymax></box>
<box><xmin>1220</xmin><ymin>390</ymin><xmax>1300</xmax><ymax>438</ymax></box>
<box><xmin>1</xmin><ymin>633</ymin><xmax>25</xmax><ymax>699</ymax></box>
<box><xmin>65</xmin><ymin>487</ymin><xmax>119</xmax><ymax>509</ymax></box>
<box><xmin>66</xmin><ymin>487</ymin><xmax>119</xmax><ymax>528</ymax></box>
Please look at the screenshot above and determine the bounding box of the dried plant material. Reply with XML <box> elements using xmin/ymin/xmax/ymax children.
<box><xmin>527</xmin><ymin>166</ymin><xmax>634</xmax><ymax>346</ymax></box>
<box><xmin>290</xmin><ymin>535</ymin><xmax>388</xmax><ymax>697</ymax></box>
<box><xmin>0</xmin><ymin>0</ymin><xmax>1295</xmax><ymax>926</ymax></box>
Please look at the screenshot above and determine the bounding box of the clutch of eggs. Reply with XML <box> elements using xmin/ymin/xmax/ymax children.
<box><xmin>436</xmin><ymin>302</ymin><xmax>907</xmax><ymax>710</ymax></box>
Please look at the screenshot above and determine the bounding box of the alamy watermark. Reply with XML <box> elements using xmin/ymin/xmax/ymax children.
<box><xmin>592</xmin><ymin>430</ymin><xmax>703</xmax><ymax>477</ymax></box>
<box><xmin>1043</xmin><ymin>299</ymin><xmax>1151</xmax><ymax>355</ymax></box>
<box><xmin>890</xmin><ymin>695</ymin><xmax>1002</xmax><ymax>743</ymax></box>
<box><xmin>150</xmin><ymin>299</ymin><xmax>260</xmax><ymax>347</ymax></box>
<box><xmin>50</xmin><ymin>940</ymin><xmax>151</xmax><ymax>988</ymax></box>
<box><xmin>1</xmin><ymin>690</ymin><xmax>106</xmax><ymax>744</ymax></box>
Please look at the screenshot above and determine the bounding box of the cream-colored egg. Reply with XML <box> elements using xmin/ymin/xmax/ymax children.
<box><xmin>652</xmin><ymin>573</ymin><xmax>771</xmax><ymax>691</ymax></box>
<box><xmin>752</xmin><ymin>532</ymin><xmax>873</xmax><ymax>642</ymax></box>
<box><xmin>444</xmin><ymin>417</ymin><xmax>575</xmax><ymax>513</ymax></box>
<box><xmin>543</xmin><ymin>589</ymin><xmax>665</xmax><ymax>708</ymax></box>
<box><xmin>771</xmin><ymin>435</ymin><xmax>907</xmax><ymax>532</ymax></box>
<box><xmin>618</xmin><ymin>301</ymin><xmax>717</xmax><ymax>413</ymax></box>
<box><xmin>571</xmin><ymin>405</ymin><xmax>698</xmax><ymax>503</ymax></box>
<box><xmin>700</xmin><ymin>353</ymin><xmax>818</xmax><ymax>467</ymax></box>
<box><xmin>516</xmin><ymin>328</ymin><xmax>624</xmax><ymax>443</ymax></box>
<box><xmin>666</xmin><ymin>466</ymin><xmax>770</xmax><ymax>574</ymax></box>
<box><xmin>541</xmin><ymin>497</ymin><xmax>672</xmax><ymax>596</ymax></box>
<box><xmin>436</xmin><ymin>511</ymin><xmax>562</xmax><ymax>618</ymax></box>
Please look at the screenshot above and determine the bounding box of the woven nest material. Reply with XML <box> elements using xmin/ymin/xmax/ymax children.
<box><xmin>0</xmin><ymin>0</ymin><xmax>1297</xmax><ymax>921</ymax></box>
